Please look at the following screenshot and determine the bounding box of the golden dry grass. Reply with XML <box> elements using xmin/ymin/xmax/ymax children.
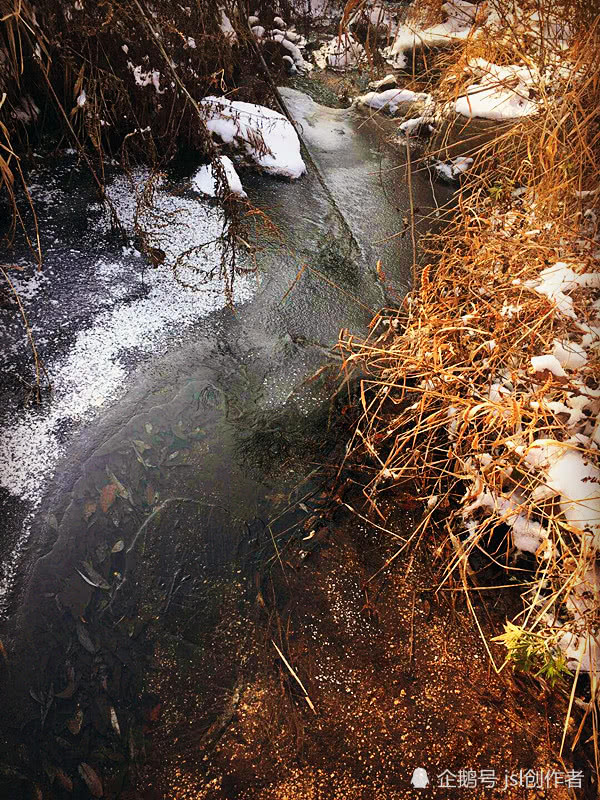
<box><xmin>337</xmin><ymin>0</ymin><xmax>600</xmax><ymax>769</ymax></box>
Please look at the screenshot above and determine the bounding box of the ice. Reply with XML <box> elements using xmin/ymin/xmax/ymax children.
<box><xmin>0</xmin><ymin>173</ymin><xmax>256</xmax><ymax>506</ymax></box>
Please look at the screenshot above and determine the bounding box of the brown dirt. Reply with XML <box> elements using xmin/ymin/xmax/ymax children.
<box><xmin>136</xmin><ymin>496</ymin><xmax>585</xmax><ymax>799</ymax></box>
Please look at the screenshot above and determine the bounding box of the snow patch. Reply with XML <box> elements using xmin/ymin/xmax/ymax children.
<box><xmin>192</xmin><ymin>155</ymin><xmax>247</xmax><ymax>198</ymax></box>
<box><xmin>200</xmin><ymin>96</ymin><xmax>306</xmax><ymax>179</ymax></box>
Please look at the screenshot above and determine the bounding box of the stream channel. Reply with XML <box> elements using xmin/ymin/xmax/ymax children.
<box><xmin>0</xmin><ymin>88</ymin><xmax>451</xmax><ymax>797</ymax></box>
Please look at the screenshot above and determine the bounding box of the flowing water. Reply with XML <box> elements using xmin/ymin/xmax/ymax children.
<box><xmin>0</xmin><ymin>90</ymin><xmax>451</xmax><ymax>796</ymax></box>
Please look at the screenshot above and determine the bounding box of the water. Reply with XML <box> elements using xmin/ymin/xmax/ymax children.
<box><xmin>0</xmin><ymin>91</ymin><xmax>450</xmax><ymax>796</ymax></box>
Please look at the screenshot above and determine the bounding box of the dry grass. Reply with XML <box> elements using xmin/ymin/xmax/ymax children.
<box><xmin>337</xmin><ymin>0</ymin><xmax>600</xmax><ymax>770</ymax></box>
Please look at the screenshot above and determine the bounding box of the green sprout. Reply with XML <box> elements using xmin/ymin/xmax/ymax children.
<box><xmin>494</xmin><ymin>621</ymin><xmax>572</xmax><ymax>687</ymax></box>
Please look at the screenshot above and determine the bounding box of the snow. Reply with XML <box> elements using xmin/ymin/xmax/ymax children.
<box><xmin>398</xmin><ymin>117</ymin><xmax>433</xmax><ymax>137</ymax></box>
<box><xmin>433</xmin><ymin>156</ymin><xmax>473</xmax><ymax>181</ymax></box>
<box><xmin>455</xmin><ymin>83</ymin><xmax>537</xmax><ymax>120</ymax></box>
<box><xmin>272</xmin><ymin>33</ymin><xmax>311</xmax><ymax>72</ymax></box>
<box><xmin>200</xmin><ymin>96</ymin><xmax>306</xmax><ymax>180</ymax></box>
<box><xmin>383</xmin><ymin>0</ymin><xmax>480</xmax><ymax>69</ymax></box>
<box><xmin>192</xmin><ymin>155</ymin><xmax>247</xmax><ymax>198</ymax></box>
<box><xmin>454</xmin><ymin>60</ymin><xmax>540</xmax><ymax>120</ymax></box>
<box><xmin>552</xmin><ymin>339</ymin><xmax>588</xmax><ymax>370</ymax></box>
<box><xmin>128</xmin><ymin>62</ymin><xmax>164</xmax><ymax>94</ymax></box>
<box><xmin>546</xmin><ymin>449</ymin><xmax>600</xmax><ymax>547</ymax></box>
<box><xmin>463</xmin><ymin>489</ymin><xmax>549</xmax><ymax>555</ymax></box>
<box><xmin>220</xmin><ymin>9</ymin><xmax>237</xmax><ymax>42</ymax></box>
<box><xmin>526</xmin><ymin>262</ymin><xmax>581</xmax><ymax>319</ymax></box>
<box><xmin>349</xmin><ymin>3</ymin><xmax>398</xmax><ymax>36</ymax></box>
<box><xmin>355</xmin><ymin>88</ymin><xmax>430</xmax><ymax>115</ymax></box>
<box><xmin>530</xmin><ymin>354</ymin><xmax>567</xmax><ymax>377</ymax></box>
<box><xmin>314</xmin><ymin>33</ymin><xmax>366</xmax><ymax>71</ymax></box>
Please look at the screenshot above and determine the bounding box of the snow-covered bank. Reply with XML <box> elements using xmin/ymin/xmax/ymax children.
<box><xmin>201</xmin><ymin>97</ymin><xmax>306</xmax><ymax>180</ymax></box>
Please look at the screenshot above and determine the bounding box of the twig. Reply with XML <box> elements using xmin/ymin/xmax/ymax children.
<box><xmin>272</xmin><ymin>639</ymin><xmax>316</xmax><ymax>714</ymax></box>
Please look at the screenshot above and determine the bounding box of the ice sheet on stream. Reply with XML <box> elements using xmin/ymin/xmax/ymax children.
<box><xmin>0</xmin><ymin>172</ymin><xmax>257</xmax><ymax>609</ymax></box>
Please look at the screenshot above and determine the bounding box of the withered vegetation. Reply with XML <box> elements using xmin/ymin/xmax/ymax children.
<box><xmin>337</xmin><ymin>0</ymin><xmax>600</xmax><ymax>770</ymax></box>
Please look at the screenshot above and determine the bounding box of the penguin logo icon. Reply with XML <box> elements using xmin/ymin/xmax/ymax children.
<box><xmin>411</xmin><ymin>767</ymin><xmax>429</xmax><ymax>788</ymax></box>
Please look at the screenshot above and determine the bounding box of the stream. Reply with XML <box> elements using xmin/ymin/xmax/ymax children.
<box><xmin>0</xmin><ymin>89</ymin><xmax>450</xmax><ymax>797</ymax></box>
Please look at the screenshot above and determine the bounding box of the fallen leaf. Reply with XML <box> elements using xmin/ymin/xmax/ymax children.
<box><xmin>75</xmin><ymin>568</ymin><xmax>109</xmax><ymax>591</ymax></box>
<box><xmin>133</xmin><ymin>439</ymin><xmax>151</xmax><ymax>453</ymax></box>
<box><xmin>55</xmin><ymin>673</ymin><xmax>76</xmax><ymax>699</ymax></box>
<box><xmin>147</xmin><ymin>702</ymin><xmax>162</xmax><ymax>723</ymax></box>
<box><xmin>81</xmin><ymin>561</ymin><xmax>111</xmax><ymax>590</ymax></box>
<box><xmin>110</xmin><ymin>706</ymin><xmax>121</xmax><ymax>736</ymax></box>
<box><xmin>55</xmin><ymin>768</ymin><xmax>73</xmax><ymax>792</ymax></box>
<box><xmin>83</xmin><ymin>501</ymin><xmax>97</xmax><ymax>521</ymax></box>
<box><xmin>100</xmin><ymin>484</ymin><xmax>117</xmax><ymax>513</ymax></box>
<box><xmin>76</xmin><ymin>621</ymin><xmax>97</xmax><ymax>654</ymax></box>
<box><xmin>78</xmin><ymin>763</ymin><xmax>103</xmax><ymax>798</ymax></box>
<box><xmin>111</xmin><ymin>540</ymin><xmax>125</xmax><ymax>553</ymax></box>
<box><xmin>67</xmin><ymin>708</ymin><xmax>83</xmax><ymax>735</ymax></box>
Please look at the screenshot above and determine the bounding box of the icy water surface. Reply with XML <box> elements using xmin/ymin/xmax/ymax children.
<box><xmin>0</xmin><ymin>91</ymin><xmax>450</xmax><ymax>797</ymax></box>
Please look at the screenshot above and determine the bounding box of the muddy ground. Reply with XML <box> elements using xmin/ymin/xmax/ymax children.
<box><xmin>132</xmin><ymin>491</ymin><xmax>590</xmax><ymax>799</ymax></box>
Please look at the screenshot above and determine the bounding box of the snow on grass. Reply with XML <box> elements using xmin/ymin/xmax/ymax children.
<box><xmin>455</xmin><ymin>83</ymin><xmax>538</xmax><ymax>120</ymax></box>
<box><xmin>200</xmin><ymin>96</ymin><xmax>306</xmax><ymax>180</ymax></box>
<box><xmin>192</xmin><ymin>155</ymin><xmax>247</xmax><ymax>198</ymax></box>
<box><xmin>432</xmin><ymin>156</ymin><xmax>473</xmax><ymax>182</ymax></box>
<box><xmin>383</xmin><ymin>0</ymin><xmax>480</xmax><ymax>70</ymax></box>
<box><xmin>455</xmin><ymin>60</ymin><xmax>539</xmax><ymax>120</ymax></box>
<box><xmin>530</xmin><ymin>354</ymin><xmax>567</xmax><ymax>378</ymax></box>
<box><xmin>398</xmin><ymin>116</ymin><xmax>434</xmax><ymax>137</ymax></box>
<box><xmin>314</xmin><ymin>33</ymin><xmax>366</xmax><ymax>71</ymax></box>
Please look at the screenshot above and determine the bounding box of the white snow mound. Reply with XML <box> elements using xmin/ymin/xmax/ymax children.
<box><xmin>200</xmin><ymin>96</ymin><xmax>306</xmax><ymax>180</ymax></box>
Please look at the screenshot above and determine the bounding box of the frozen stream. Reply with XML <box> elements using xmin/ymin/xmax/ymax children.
<box><xmin>0</xmin><ymin>89</ymin><xmax>449</xmax><ymax>794</ymax></box>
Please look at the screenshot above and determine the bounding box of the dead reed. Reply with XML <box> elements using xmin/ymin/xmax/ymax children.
<box><xmin>337</xmin><ymin>0</ymin><xmax>600</xmax><ymax>768</ymax></box>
